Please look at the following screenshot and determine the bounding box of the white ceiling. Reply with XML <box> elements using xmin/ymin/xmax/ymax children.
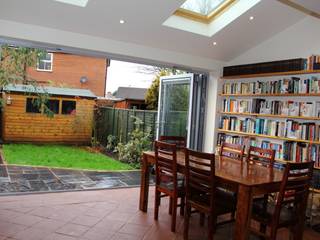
<box><xmin>0</xmin><ymin>0</ymin><xmax>310</xmax><ymax>62</ymax></box>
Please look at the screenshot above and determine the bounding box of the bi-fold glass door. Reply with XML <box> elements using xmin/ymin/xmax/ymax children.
<box><xmin>157</xmin><ymin>73</ymin><xmax>207</xmax><ymax>150</ymax></box>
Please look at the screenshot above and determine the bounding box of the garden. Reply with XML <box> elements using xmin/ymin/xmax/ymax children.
<box><xmin>2</xmin><ymin>115</ymin><xmax>153</xmax><ymax>171</ymax></box>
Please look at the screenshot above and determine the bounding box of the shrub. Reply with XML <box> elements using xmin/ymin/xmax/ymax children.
<box><xmin>115</xmin><ymin>116</ymin><xmax>151</xmax><ymax>167</ymax></box>
<box><xmin>106</xmin><ymin>135</ymin><xmax>118</xmax><ymax>153</ymax></box>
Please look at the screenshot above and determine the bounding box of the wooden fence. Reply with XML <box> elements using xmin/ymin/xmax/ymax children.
<box><xmin>95</xmin><ymin>107</ymin><xmax>158</xmax><ymax>145</ymax></box>
<box><xmin>95</xmin><ymin>107</ymin><xmax>188</xmax><ymax>145</ymax></box>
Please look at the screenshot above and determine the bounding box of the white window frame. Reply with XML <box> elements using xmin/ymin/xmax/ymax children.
<box><xmin>37</xmin><ymin>53</ymin><xmax>53</xmax><ymax>72</ymax></box>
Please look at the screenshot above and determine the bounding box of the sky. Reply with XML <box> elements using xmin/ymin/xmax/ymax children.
<box><xmin>106</xmin><ymin>60</ymin><xmax>157</xmax><ymax>94</ymax></box>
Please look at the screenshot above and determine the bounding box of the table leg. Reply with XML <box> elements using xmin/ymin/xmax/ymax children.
<box><xmin>234</xmin><ymin>185</ymin><xmax>253</xmax><ymax>240</ymax></box>
<box><xmin>139</xmin><ymin>153</ymin><xmax>150</xmax><ymax>212</ymax></box>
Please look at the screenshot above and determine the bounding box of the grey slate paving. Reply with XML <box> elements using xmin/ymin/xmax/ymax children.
<box><xmin>0</xmin><ymin>164</ymin><xmax>153</xmax><ymax>194</ymax></box>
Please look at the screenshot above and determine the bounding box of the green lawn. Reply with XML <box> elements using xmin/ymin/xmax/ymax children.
<box><xmin>3</xmin><ymin>144</ymin><xmax>133</xmax><ymax>171</ymax></box>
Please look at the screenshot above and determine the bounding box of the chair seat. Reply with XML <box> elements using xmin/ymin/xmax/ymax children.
<box><xmin>217</xmin><ymin>187</ymin><xmax>237</xmax><ymax>199</ymax></box>
<box><xmin>188</xmin><ymin>188</ymin><xmax>236</xmax><ymax>214</ymax></box>
<box><xmin>159</xmin><ymin>174</ymin><xmax>184</xmax><ymax>191</ymax></box>
<box><xmin>252</xmin><ymin>198</ymin><xmax>296</xmax><ymax>226</ymax></box>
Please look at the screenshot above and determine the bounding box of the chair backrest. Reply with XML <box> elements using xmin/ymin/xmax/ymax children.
<box><xmin>159</xmin><ymin>136</ymin><xmax>186</xmax><ymax>149</ymax></box>
<box><xmin>185</xmin><ymin>148</ymin><xmax>215</xmax><ymax>207</ymax></box>
<box><xmin>219</xmin><ymin>142</ymin><xmax>245</xmax><ymax>161</ymax></box>
<box><xmin>154</xmin><ymin>140</ymin><xmax>178</xmax><ymax>188</ymax></box>
<box><xmin>274</xmin><ymin>161</ymin><xmax>314</xmax><ymax>225</ymax></box>
<box><xmin>247</xmin><ymin>146</ymin><xmax>275</xmax><ymax>166</ymax></box>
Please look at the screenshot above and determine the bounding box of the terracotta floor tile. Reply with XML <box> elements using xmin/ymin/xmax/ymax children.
<box><xmin>43</xmin><ymin>232</ymin><xmax>78</xmax><ymax>240</ymax></box>
<box><xmin>111</xmin><ymin>232</ymin><xmax>143</xmax><ymax>240</ymax></box>
<box><xmin>94</xmin><ymin>218</ymin><xmax>126</xmax><ymax>231</ymax></box>
<box><xmin>82</xmin><ymin>226</ymin><xmax>115</xmax><ymax>240</ymax></box>
<box><xmin>8</xmin><ymin>214</ymin><xmax>44</xmax><ymax>227</ymax></box>
<box><xmin>71</xmin><ymin>214</ymin><xmax>102</xmax><ymax>227</ymax></box>
<box><xmin>0</xmin><ymin>187</ymin><xmax>317</xmax><ymax>240</ymax></box>
<box><xmin>0</xmin><ymin>221</ymin><xmax>27</xmax><ymax>237</ymax></box>
<box><xmin>55</xmin><ymin>223</ymin><xmax>90</xmax><ymax>237</ymax></box>
<box><xmin>32</xmin><ymin>218</ymin><xmax>66</xmax><ymax>232</ymax></box>
<box><xmin>118</xmin><ymin>223</ymin><xmax>150</xmax><ymax>237</ymax></box>
<box><xmin>13</xmin><ymin>227</ymin><xmax>52</xmax><ymax>240</ymax></box>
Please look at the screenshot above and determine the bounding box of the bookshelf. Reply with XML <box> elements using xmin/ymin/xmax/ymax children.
<box><xmin>217</xmin><ymin>129</ymin><xmax>320</xmax><ymax>145</ymax></box>
<box><xmin>219</xmin><ymin>111</ymin><xmax>320</xmax><ymax>121</ymax></box>
<box><xmin>219</xmin><ymin>93</ymin><xmax>320</xmax><ymax>97</ymax></box>
<box><xmin>217</xmin><ymin>69</ymin><xmax>320</xmax><ymax>169</ymax></box>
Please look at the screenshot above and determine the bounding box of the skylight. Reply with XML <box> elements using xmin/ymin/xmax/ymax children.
<box><xmin>53</xmin><ymin>0</ymin><xmax>89</xmax><ymax>7</ymax></box>
<box><xmin>181</xmin><ymin>0</ymin><xmax>226</xmax><ymax>16</ymax></box>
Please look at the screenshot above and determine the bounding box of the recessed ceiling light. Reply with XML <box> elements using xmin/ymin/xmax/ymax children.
<box><xmin>120</xmin><ymin>19</ymin><xmax>125</xmax><ymax>24</ymax></box>
<box><xmin>53</xmin><ymin>0</ymin><xmax>89</xmax><ymax>7</ymax></box>
<box><xmin>213</xmin><ymin>42</ymin><xmax>217</xmax><ymax>46</ymax></box>
<box><xmin>249</xmin><ymin>16</ymin><xmax>254</xmax><ymax>20</ymax></box>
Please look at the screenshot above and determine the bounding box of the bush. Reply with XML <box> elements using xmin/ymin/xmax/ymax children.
<box><xmin>115</xmin><ymin>116</ymin><xmax>151</xmax><ymax>167</ymax></box>
<box><xmin>106</xmin><ymin>135</ymin><xmax>118</xmax><ymax>153</ymax></box>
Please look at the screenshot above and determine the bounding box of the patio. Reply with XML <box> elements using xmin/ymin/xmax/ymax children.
<box><xmin>0</xmin><ymin>187</ymin><xmax>317</xmax><ymax>240</ymax></box>
<box><xmin>0</xmin><ymin>165</ymin><xmax>144</xmax><ymax>194</ymax></box>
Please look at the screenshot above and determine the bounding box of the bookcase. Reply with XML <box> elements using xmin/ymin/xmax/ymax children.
<box><xmin>216</xmin><ymin>70</ymin><xmax>320</xmax><ymax>193</ymax></box>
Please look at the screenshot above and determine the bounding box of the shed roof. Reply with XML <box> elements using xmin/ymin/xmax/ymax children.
<box><xmin>114</xmin><ymin>87</ymin><xmax>147</xmax><ymax>101</ymax></box>
<box><xmin>3</xmin><ymin>84</ymin><xmax>96</xmax><ymax>99</ymax></box>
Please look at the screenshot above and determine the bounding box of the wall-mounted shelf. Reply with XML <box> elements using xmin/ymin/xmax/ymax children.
<box><xmin>219</xmin><ymin>112</ymin><xmax>320</xmax><ymax>121</ymax></box>
<box><xmin>221</xmin><ymin>70</ymin><xmax>320</xmax><ymax>80</ymax></box>
<box><xmin>216</xmin><ymin>144</ymin><xmax>320</xmax><ymax>170</ymax></box>
<box><xmin>219</xmin><ymin>93</ymin><xmax>320</xmax><ymax>97</ymax></box>
<box><xmin>217</xmin><ymin>129</ymin><xmax>320</xmax><ymax>145</ymax></box>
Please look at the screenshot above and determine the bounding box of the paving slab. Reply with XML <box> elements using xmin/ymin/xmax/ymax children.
<box><xmin>0</xmin><ymin>164</ymin><xmax>153</xmax><ymax>194</ymax></box>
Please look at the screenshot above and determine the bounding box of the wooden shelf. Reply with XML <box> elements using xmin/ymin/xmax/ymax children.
<box><xmin>221</xmin><ymin>70</ymin><xmax>320</xmax><ymax>79</ymax></box>
<box><xmin>219</xmin><ymin>93</ymin><xmax>320</xmax><ymax>97</ymax></box>
<box><xmin>310</xmin><ymin>188</ymin><xmax>320</xmax><ymax>193</ymax></box>
<box><xmin>219</xmin><ymin>112</ymin><xmax>320</xmax><ymax>121</ymax></box>
<box><xmin>217</xmin><ymin>129</ymin><xmax>320</xmax><ymax>145</ymax></box>
<box><xmin>216</xmin><ymin>145</ymin><xmax>320</xmax><ymax>168</ymax></box>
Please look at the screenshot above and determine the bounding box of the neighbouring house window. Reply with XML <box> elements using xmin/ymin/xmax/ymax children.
<box><xmin>37</xmin><ymin>53</ymin><xmax>53</xmax><ymax>71</ymax></box>
<box><xmin>62</xmin><ymin>100</ymin><xmax>76</xmax><ymax>115</ymax></box>
<box><xmin>45</xmin><ymin>99</ymin><xmax>60</xmax><ymax>114</ymax></box>
<box><xmin>26</xmin><ymin>98</ymin><xmax>41</xmax><ymax>113</ymax></box>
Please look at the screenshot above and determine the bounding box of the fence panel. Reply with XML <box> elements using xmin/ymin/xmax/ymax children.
<box><xmin>96</xmin><ymin>107</ymin><xmax>158</xmax><ymax>145</ymax></box>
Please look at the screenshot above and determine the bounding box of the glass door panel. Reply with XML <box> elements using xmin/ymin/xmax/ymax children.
<box><xmin>157</xmin><ymin>74</ymin><xmax>192</xmax><ymax>143</ymax></box>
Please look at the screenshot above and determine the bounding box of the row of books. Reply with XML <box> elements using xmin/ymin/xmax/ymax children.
<box><xmin>222</xmin><ymin>76</ymin><xmax>320</xmax><ymax>94</ymax></box>
<box><xmin>307</xmin><ymin>55</ymin><xmax>320</xmax><ymax>70</ymax></box>
<box><xmin>222</xmin><ymin>99</ymin><xmax>320</xmax><ymax>117</ymax></box>
<box><xmin>216</xmin><ymin>133</ymin><xmax>320</xmax><ymax>167</ymax></box>
<box><xmin>219</xmin><ymin>117</ymin><xmax>320</xmax><ymax>141</ymax></box>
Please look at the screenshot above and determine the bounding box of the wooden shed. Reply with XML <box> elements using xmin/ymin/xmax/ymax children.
<box><xmin>1</xmin><ymin>84</ymin><xmax>96</xmax><ymax>144</ymax></box>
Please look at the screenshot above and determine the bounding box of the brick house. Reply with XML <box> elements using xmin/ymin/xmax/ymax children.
<box><xmin>27</xmin><ymin>52</ymin><xmax>108</xmax><ymax>97</ymax></box>
<box><xmin>113</xmin><ymin>87</ymin><xmax>147</xmax><ymax>109</ymax></box>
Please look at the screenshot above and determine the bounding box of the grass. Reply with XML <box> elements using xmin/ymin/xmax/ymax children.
<box><xmin>2</xmin><ymin>144</ymin><xmax>133</xmax><ymax>171</ymax></box>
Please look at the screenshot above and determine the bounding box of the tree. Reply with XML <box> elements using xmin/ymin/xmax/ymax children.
<box><xmin>0</xmin><ymin>45</ymin><xmax>52</xmax><ymax>115</ymax></box>
<box><xmin>0</xmin><ymin>45</ymin><xmax>45</xmax><ymax>85</ymax></box>
<box><xmin>145</xmin><ymin>70</ymin><xmax>169</xmax><ymax>110</ymax></box>
<box><xmin>145</xmin><ymin>68</ymin><xmax>188</xmax><ymax>110</ymax></box>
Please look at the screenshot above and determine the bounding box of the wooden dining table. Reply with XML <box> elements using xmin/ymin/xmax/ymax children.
<box><xmin>138</xmin><ymin>151</ymin><xmax>297</xmax><ymax>240</ymax></box>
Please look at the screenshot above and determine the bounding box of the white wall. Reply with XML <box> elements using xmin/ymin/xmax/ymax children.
<box><xmin>229</xmin><ymin>16</ymin><xmax>320</xmax><ymax>65</ymax></box>
<box><xmin>203</xmin><ymin>71</ymin><xmax>221</xmax><ymax>153</ymax></box>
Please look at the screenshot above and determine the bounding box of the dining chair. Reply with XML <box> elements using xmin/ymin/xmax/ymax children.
<box><xmin>247</xmin><ymin>146</ymin><xmax>275</xmax><ymax>166</ymax></box>
<box><xmin>184</xmin><ymin>148</ymin><xmax>237</xmax><ymax>240</ymax></box>
<box><xmin>219</xmin><ymin>142</ymin><xmax>245</xmax><ymax>161</ymax></box>
<box><xmin>249</xmin><ymin>161</ymin><xmax>314</xmax><ymax>240</ymax></box>
<box><xmin>159</xmin><ymin>135</ymin><xmax>186</xmax><ymax>149</ymax></box>
<box><xmin>154</xmin><ymin>140</ymin><xmax>185</xmax><ymax>232</ymax></box>
<box><xmin>218</xmin><ymin>142</ymin><xmax>245</xmax><ymax>218</ymax></box>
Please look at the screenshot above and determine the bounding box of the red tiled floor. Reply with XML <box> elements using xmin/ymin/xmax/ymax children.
<box><xmin>0</xmin><ymin>187</ymin><xmax>317</xmax><ymax>240</ymax></box>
